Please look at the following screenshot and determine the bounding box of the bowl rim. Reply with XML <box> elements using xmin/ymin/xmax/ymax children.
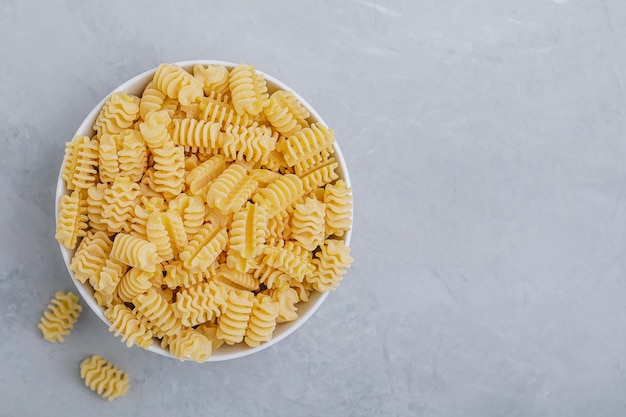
<box><xmin>56</xmin><ymin>60</ymin><xmax>352</xmax><ymax>361</ymax></box>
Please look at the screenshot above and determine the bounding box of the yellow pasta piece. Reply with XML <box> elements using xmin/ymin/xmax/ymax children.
<box><xmin>263</xmin><ymin>90</ymin><xmax>310</xmax><ymax>137</ymax></box>
<box><xmin>295</xmin><ymin>156</ymin><xmax>339</xmax><ymax>193</ymax></box>
<box><xmin>206</xmin><ymin>164</ymin><xmax>258</xmax><ymax>214</ymax></box>
<box><xmin>38</xmin><ymin>291</ymin><xmax>82</xmax><ymax>343</ymax></box>
<box><xmin>93</xmin><ymin>92</ymin><xmax>140</xmax><ymax>139</ymax></box>
<box><xmin>139</xmin><ymin>81</ymin><xmax>166</xmax><ymax>120</ymax></box>
<box><xmin>253</xmin><ymin>263</ymin><xmax>291</xmax><ymax>290</ymax></box>
<box><xmin>139</xmin><ymin>110</ymin><xmax>172</xmax><ymax>151</ymax></box>
<box><xmin>221</xmin><ymin>124</ymin><xmax>278</xmax><ymax>164</ymax></box>
<box><xmin>266</xmin><ymin>211</ymin><xmax>291</xmax><ymax>241</ymax></box>
<box><xmin>199</xmin><ymin>91</ymin><xmax>252</xmax><ymax>130</ymax></box>
<box><xmin>98</xmin><ymin>134</ymin><xmax>121</xmax><ymax>183</ymax></box>
<box><xmin>323</xmin><ymin>179</ymin><xmax>353</xmax><ymax>237</ymax></box>
<box><xmin>110</xmin><ymin>233</ymin><xmax>161</xmax><ymax>272</ymax></box>
<box><xmin>70</xmin><ymin>231</ymin><xmax>113</xmax><ymax>284</ymax></box>
<box><xmin>252</xmin><ymin>174</ymin><xmax>304</xmax><ymax>218</ymax></box>
<box><xmin>86</xmin><ymin>183</ymin><xmax>110</xmax><ymax>233</ymax></box>
<box><xmin>289</xmin><ymin>277</ymin><xmax>313</xmax><ymax>302</ymax></box>
<box><xmin>265</xmin><ymin>282</ymin><xmax>299</xmax><ymax>323</ymax></box>
<box><xmin>179</xmin><ymin>223</ymin><xmax>228</xmax><ymax>273</ymax></box>
<box><xmin>172</xmin><ymin>280</ymin><xmax>228</xmax><ymax>327</ymax></box>
<box><xmin>130</xmin><ymin>196</ymin><xmax>165</xmax><ymax>240</ymax></box>
<box><xmin>117</xmin><ymin>267</ymin><xmax>154</xmax><ymax>303</ymax></box>
<box><xmin>228</xmin><ymin>64</ymin><xmax>270</xmax><ymax>116</ymax></box>
<box><xmin>62</xmin><ymin>135</ymin><xmax>99</xmax><ymax>191</ymax></box>
<box><xmin>163</xmin><ymin>260</ymin><xmax>205</xmax><ymax>289</ymax></box>
<box><xmin>262</xmin><ymin>240</ymin><xmax>312</xmax><ymax>281</ymax></box>
<box><xmin>290</xmin><ymin>197</ymin><xmax>325</xmax><ymax>251</ymax></box>
<box><xmin>171</xmin><ymin>118</ymin><xmax>223</xmax><ymax>152</ymax></box>
<box><xmin>152</xmin><ymin>143</ymin><xmax>185</xmax><ymax>199</ymax></box>
<box><xmin>102</xmin><ymin>176</ymin><xmax>140</xmax><ymax>234</ymax></box>
<box><xmin>180</xmin><ymin>102</ymin><xmax>202</xmax><ymax>119</ymax></box>
<box><xmin>264</xmin><ymin>149</ymin><xmax>290</xmax><ymax>173</ymax></box>
<box><xmin>94</xmin><ymin>287</ymin><xmax>124</xmax><ymax>308</ymax></box>
<box><xmin>80</xmin><ymin>355</ymin><xmax>129</xmax><ymax>401</ymax></box>
<box><xmin>305</xmin><ymin>239</ymin><xmax>354</xmax><ymax>292</ymax></box>
<box><xmin>153</xmin><ymin>63</ymin><xmax>204</xmax><ymax>106</ymax></box>
<box><xmin>196</xmin><ymin>322</ymin><xmax>225</xmax><ymax>351</ymax></box>
<box><xmin>168</xmin><ymin>328</ymin><xmax>213</xmax><ymax>363</ymax></box>
<box><xmin>104</xmin><ymin>304</ymin><xmax>154</xmax><ymax>349</ymax></box>
<box><xmin>277</xmin><ymin>123</ymin><xmax>335</xmax><ymax>168</ymax></box>
<box><xmin>95</xmin><ymin>258</ymin><xmax>127</xmax><ymax>295</ymax></box>
<box><xmin>216</xmin><ymin>290</ymin><xmax>254</xmax><ymax>345</ymax></box>
<box><xmin>229</xmin><ymin>203</ymin><xmax>267</xmax><ymax>263</ymax></box>
<box><xmin>244</xmin><ymin>294</ymin><xmax>279</xmax><ymax>348</ymax></box>
<box><xmin>168</xmin><ymin>194</ymin><xmax>205</xmax><ymax>238</ymax></box>
<box><xmin>133</xmin><ymin>288</ymin><xmax>182</xmax><ymax>336</ymax></box>
<box><xmin>56</xmin><ymin>189</ymin><xmax>89</xmax><ymax>249</ymax></box>
<box><xmin>118</xmin><ymin>129</ymin><xmax>147</xmax><ymax>182</ymax></box>
<box><xmin>146</xmin><ymin>210</ymin><xmax>188</xmax><ymax>261</ymax></box>
<box><xmin>212</xmin><ymin>263</ymin><xmax>260</xmax><ymax>291</ymax></box>
<box><xmin>193</xmin><ymin>64</ymin><xmax>230</xmax><ymax>95</ymax></box>
<box><xmin>185</xmin><ymin>154</ymin><xmax>227</xmax><ymax>199</ymax></box>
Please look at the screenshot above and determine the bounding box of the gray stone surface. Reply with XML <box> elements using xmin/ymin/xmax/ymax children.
<box><xmin>2</xmin><ymin>0</ymin><xmax>626</xmax><ymax>415</ymax></box>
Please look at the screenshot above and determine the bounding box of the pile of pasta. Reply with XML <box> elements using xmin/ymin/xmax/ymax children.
<box><xmin>55</xmin><ymin>62</ymin><xmax>354</xmax><ymax>362</ymax></box>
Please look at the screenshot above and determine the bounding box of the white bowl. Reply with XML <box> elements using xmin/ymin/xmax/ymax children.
<box><xmin>55</xmin><ymin>60</ymin><xmax>352</xmax><ymax>361</ymax></box>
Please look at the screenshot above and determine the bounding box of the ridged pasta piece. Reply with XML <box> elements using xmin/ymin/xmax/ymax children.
<box><xmin>277</xmin><ymin>123</ymin><xmax>335</xmax><ymax>168</ymax></box>
<box><xmin>110</xmin><ymin>233</ymin><xmax>161</xmax><ymax>272</ymax></box>
<box><xmin>179</xmin><ymin>223</ymin><xmax>228</xmax><ymax>273</ymax></box>
<box><xmin>229</xmin><ymin>203</ymin><xmax>267</xmax><ymax>263</ymax></box>
<box><xmin>133</xmin><ymin>288</ymin><xmax>182</xmax><ymax>336</ymax></box>
<box><xmin>160</xmin><ymin>97</ymin><xmax>180</xmax><ymax>118</ymax></box>
<box><xmin>244</xmin><ymin>294</ymin><xmax>279</xmax><ymax>347</ymax></box>
<box><xmin>172</xmin><ymin>280</ymin><xmax>228</xmax><ymax>327</ymax></box>
<box><xmin>61</xmin><ymin>135</ymin><xmax>99</xmax><ymax>191</ymax></box>
<box><xmin>104</xmin><ymin>304</ymin><xmax>154</xmax><ymax>348</ymax></box>
<box><xmin>70</xmin><ymin>231</ymin><xmax>113</xmax><ymax>284</ymax></box>
<box><xmin>305</xmin><ymin>239</ymin><xmax>354</xmax><ymax>292</ymax></box>
<box><xmin>80</xmin><ymin>355</ymin><xmax>129</xmax><ymax>401</ymax></box>
<box><xmin>185</xmin><ymin>154</ymin><xmax>227</xmax><ymax>199</ymax></box>
<box><xmin>253</xmin><ymin>262</ymin><xmax>291</xmax><ymax>289</ymax></box>
<box><xmin>263</xmin><ymin>90</ymin><xmax>310</xmax><ymax>137</ymax></box>
<box><xmin>86</xmin><ymin>183</ymin><xmax>109</xmax><ymax>233</ymax></box>
<box><xmin>93</xmin><ymin>92</ymin><xmax>140</xmax><ymax>139</ymax></box>
<box><xmin>168</xmin><ymin>328</ymin><xmax>213</xmax><ymax>362</ymax></box>
<box><xmin>199</xmin><ymin>91</ymin><xmax>252</xmax><ymax>131</ymax></box>
<box><xmin>205</xmin><ymin>209</ymin><xmax>233</xmax><ymax>229</ymax></box>
<box><xmin>228</xmin><ymin>64</ymin><xmax>269</xmax><ymax>116</ymax></box>
<box><xmin>153</xmin><ymin>63</ymin><xmax>204</xmax><ymax>106</ymax></box>
<box><xmin>221</xmin><ymin>124</ymin><xmax>278</xmax><ymax>164</ymax></box>
<box><xmin>295</xmin><ymin>156</ymin><xmax>339</xmax><ymax>193</ymax></box>
<box><xmin>139</xmin><ymin>110</ymin><xmax>172</xmax><ymax>151</ymax></box>
<box><xmin>193</xmin><ymin>64</ymin><xmax>230</xmax><ymax>95</ymax></box>
<box><xmin>168</xmin><ymin>194</ymin><xmax>205</xmax><ymax>237</ymax></box>
<box><xmin>265</xmin><ymin>282</ymin><xmax>299</xmax><ymax>323</ymax></box>
<box><xmin>212</xmin><ymin>263</ymin><xmax>260</xmax><ymax>291</ymax></box>
<box><xmin>163</xmin><ymin>260</ymin><xmax>205</xmax><ymax>289</ymax></box>
<box><xmin>146</xmin><ymin>210</ymin><xmax>188</xmax><ymax>261</ymax></box>
<box><xmin>266</xmin><ymin>211</ymin><xmax>291</xmax><ymax>241</ymax></box>
<box><xmin>323</xmin><ymin>180</ymin><xmax>353</xmax><ymax>237</ymax></box>
<box><xmin>152</xmin><ymin>143</ymin><xmax>185</xmax><ymax>198</ymax></box>
<box><xmin>56</xmin><ymin>189</ymin><xmax>89</xmax><ymax>249</ymax></box>
<box><xmin>140</xmin><ymin>81</ymin><xmax>166</xmax><ymax>119</ymax></box>
<box><xmin>38</xmin><ymin>291</ymin><xmax>82</xmax><ymax>343</ymax></box>
<box><xmin>171</xmin><ymin>118</ymin><xmax>223</xmax><ymax>152</ymax></box>
<box><xmin>264</xmin><ymin>149</ymin><xmax>290</xmax><ymax>173</ymax></box>
<box><xmin>262</xmin><ymin>240</ymin><xmax>312</xmax><ymax>281</ymax></box>
<box><xmin>216</xmin><ymin>290</ymin><xmax>254</xmax><ymax>345</ymax></box>
<box><xmin>118</xmin><ymin>129</ymin><xmax>147</xmax><ymax>182</ymax></box>
<box><xmin>180</xmin><ymin>102</ymin><xmax>202</xmax><ymax>119</ymax></box>
<box><xmin>289</xmin><ymin>277</ymin><xmax>313</xmax><ymax>302</ymax></box>
<box><xmin>252</xmin><ymin>174</ymin><xmax>304</xmax><ymax>218</ymax></box>
<box><xmin>102</xmin><ymin>176</ymin><xmax>140</xmax><ymax>234</ymax></box>
<box><xmin>249</xmin><ymin>169</ymin><xmax>281</xmax><ymax>187</ymax></box>
<box><xmin>95</xmin><ymin>258</ymin><xmax>127</xmax><ymax>295</ymax></box>
<box><xmin>117</xmin><ymin>267</ymin><xmax>154</xmax><ymax>303</ymax></box>
<box><xmin>139</xmin><ymin>173</ymin><xmax>165</xmax><ymax>200</ymax></box>
<box><xmin>196</xmin><ymin>322</ymin><xmax>225</xmax><ymax>351</ymax></box>
<box><xmin>206</xmin><ymin>164</ymin><xmax>258</xmax><ymax>214</ymax></box>
<box><xmin>290</xmin><ymin>197</ymin><xmax>325</xmax><ymax>251</ymax></box>
<box><xmin>130</xmin><ymin>196</ymin><xmax>165</xmax><ymax>240</ymax></box>
<box><xmin>93</xmin><ymin>287</ymin><xmax>123</xmax><ymax>308</ymax></box>
<box><xmin>98</xmin><ymin>134</ymin><xmax>121</xmax><ymax>183</ymax></box>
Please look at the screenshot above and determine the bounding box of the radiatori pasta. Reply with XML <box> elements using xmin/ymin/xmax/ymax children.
<box><xmin>56</xmin><ymin>62</ymin><xmax>353</xmax><ymax>362</ymax></box>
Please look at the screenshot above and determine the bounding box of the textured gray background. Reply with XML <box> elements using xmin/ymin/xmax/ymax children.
<box><xmin>2</xmin><ymin>0</ymin><xmax>626</xmax><ymax>416</ymax></box>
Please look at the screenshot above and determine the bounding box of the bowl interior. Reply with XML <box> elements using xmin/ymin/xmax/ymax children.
<box><xmin>56</xmin><ymin>60</ymin><xmax>352</xmax><ymax>361</ymax></box>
